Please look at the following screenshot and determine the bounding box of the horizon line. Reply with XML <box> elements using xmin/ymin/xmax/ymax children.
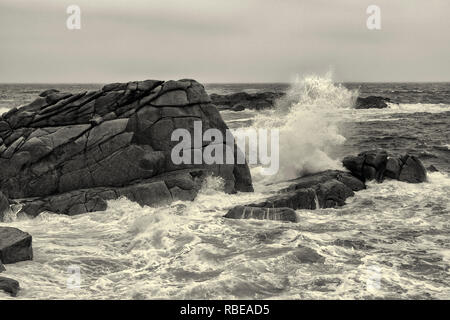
<box><xmin>1</xmin><ymin>80</ymin><xmax>450</xmax><ymax>85</ymax></box>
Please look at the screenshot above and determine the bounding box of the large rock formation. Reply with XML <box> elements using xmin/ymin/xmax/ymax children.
<box><xmin>0</xmin><ymin>79</ymin><xmax>253</xmax><ymax>217</ymax></box>
<box><xmin>0</xmin><ymin>227</ymin><xmax>33</xmax><ymax>264</ymax></box>
<box><xmin>210</xmin><ymin>92</ymin><xmax>284</xmax><ymax>111</ymax></box>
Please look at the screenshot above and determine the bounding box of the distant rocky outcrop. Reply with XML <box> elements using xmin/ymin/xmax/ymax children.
<box><xmin>0</xmin><ymin>79</ymin><xmax>253</xmax><ymax>217</ymax></box>
<box><xmin>210</xmin><ymin>92</ymin><xmax>393</xmax><ymax>111</ymax></box>
<box><xmin>210</xmin><ymin>92</ymin><xmax>284</xmax><ymax>111</ymax></box>
<box><xmin>354</xmin><ymin>96</ymin><xmax>391</xmax><ymax>109</ymax></box>
<box><xmin>225</xmin><ymin>150</ymin><xmax>428</xmax><ymax>222</ymax></box>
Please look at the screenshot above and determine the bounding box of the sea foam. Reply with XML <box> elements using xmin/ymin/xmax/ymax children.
<box><xmin>250</xmin><ymin>72</ymin><xmax>358</xmax><ymax>182</ymax></box>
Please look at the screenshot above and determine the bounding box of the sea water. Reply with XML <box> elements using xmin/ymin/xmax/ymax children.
<box><xmin>0</xmin><ymin>75</ymin><xmax>449</xmax><ymax>299</ymax></box>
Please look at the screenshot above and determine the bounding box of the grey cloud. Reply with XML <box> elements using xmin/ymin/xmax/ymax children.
<box><xmin>0</xmin><ymin>0</ymin><xmax>449</xmax><ymax>83</ymax></box>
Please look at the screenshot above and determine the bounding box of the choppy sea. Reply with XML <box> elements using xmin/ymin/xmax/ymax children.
<box><xmin>0</xmin><ymin>75</ymin><xmax>449</xmax><ymax>299</ymax></box>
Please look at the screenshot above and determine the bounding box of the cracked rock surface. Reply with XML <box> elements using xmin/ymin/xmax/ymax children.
<box><xmin>0</xmin><ymin>79</ymin><xmax>253</xmax><ymax>217</ymax></box>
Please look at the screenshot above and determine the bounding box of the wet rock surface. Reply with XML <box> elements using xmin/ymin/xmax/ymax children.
<box><xmin>247</xmin><ymin>170</ymin><xmax>364</xmax><ymax>211</ymax></box>
<box><xmin>225</xmin><ymin>206</ymin><xmax>297</xmax><ymax>222</ymax></box>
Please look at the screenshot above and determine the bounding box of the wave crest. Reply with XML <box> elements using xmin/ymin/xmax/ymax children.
<box><xmin>252</xmin><ymin>72</ymin><xmax>357</xmax><ymax>182</ymax></box>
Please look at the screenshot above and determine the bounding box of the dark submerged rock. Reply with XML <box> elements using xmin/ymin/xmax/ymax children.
<box><xmin>210</xmin><ymin>92</ymin><xmax>284</xmax><ymax>110</ymax></box>
<box><xmin>333</xmin><ymin>239</ymin><xmax>374</xmax><ymax>250</ymax></box>
<box><xmin>0</xmin><ymin>227</ymin><xmax>33</xmax><ymax>264</ymax></box>
<box><xmin>0</xmin><ymin>79</ymin><xmax>253</xmax><ymax>216</ymax></box>
<box><xmin>354</xmin><ymin>96</ymin><xmax>390</xmax><ymax>109</ymax></box>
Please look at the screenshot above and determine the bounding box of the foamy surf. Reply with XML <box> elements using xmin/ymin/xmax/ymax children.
<box><xmin>246</xmin><ymin>73</ymin><xmax>356</xmax><ymax>183</ymax></box>
<box><xmin>2</xmin><ymin>171</ymin><xmax>449</xmax><ymax>300</ymax></box>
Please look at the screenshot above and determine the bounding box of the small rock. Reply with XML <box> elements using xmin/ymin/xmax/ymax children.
<box><xmin>426</xmin><ymin>165</ymin><xmax>439</xmax><ymax>173</ymax></box>
<box><xmin>315</xmin><ymin>179</ymin><xmax>354</xmax><ymax>208</ymax></box>
<box><xmin>362</xmin><ymin>150</ymin><xmax>388</xmax><ymax>170</ymax></box>
<box><xmin>362</xmin><ymin>165</ymin><xmax>377</xmax><ymax>181</ymax></box>
<box><xmin>398</xmin><ymin>156</ymin><xmax>427</xmax><ymax>183</ymax></box>
<box><xmin>355</xmin><ymin>96</ymin><xmax>390</xmax><ymax>109</ymax></box>
<box><xmin>342</xmin><ymin>155</ymin><xmax>365</xmax><ymax>179</ymax></box>
<box><xmin>0</xmin><ymin>227</ymin><xmax>33</xmax><ymax>264</ymax></box>
<box><xmin>231</xmin><ymin>104</ymin><xmax>245</xmax><ymax>112</ymax></box>
<box><xmin>0</xmin><ymin>277</ymin><xmax>20</xmax><ymax>297</ymax></box>
<box><xmin>385</xmin><ymin>157</ymin><xmax>402</xmax><ymax>179</ymax></box>
<box><xmin>336</xmin><ymin>173</ymin><xmax>365</xmax><ymax>191</ymax></box>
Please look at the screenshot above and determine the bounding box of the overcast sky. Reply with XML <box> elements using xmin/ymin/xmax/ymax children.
<box><xmin>1</xmin><ymin>0</ymin><xmax>449</xmax><ymax>83</ymax></box>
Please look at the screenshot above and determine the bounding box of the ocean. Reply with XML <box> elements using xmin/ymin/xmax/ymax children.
<box><xmin>0</xmin><ymin>75</ymin><xmax>449</xmax><ymax>299</ymax></box>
